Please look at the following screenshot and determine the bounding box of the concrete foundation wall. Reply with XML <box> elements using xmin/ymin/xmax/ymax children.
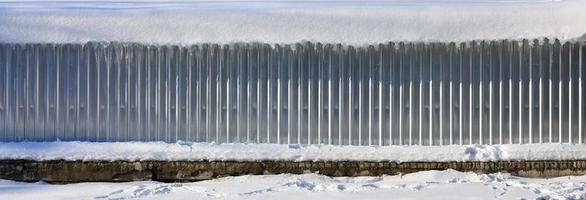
<box><xmin>2</xmin><ymin>160</ymin><xmax>586</xmax><ymax>183</ymax></box>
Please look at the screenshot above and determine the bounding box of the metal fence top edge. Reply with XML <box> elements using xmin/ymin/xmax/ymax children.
<box><xmin>0</xmin><ymin>38</ymin><xmax>584</xmax><ymax>51</ymax></box>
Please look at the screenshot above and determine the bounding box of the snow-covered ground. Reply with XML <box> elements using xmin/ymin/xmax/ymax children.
<box><xmin>2</xmin><ymin>141</ymin><xmax>586</xmax><ymax>162</ymax></box>
<box><xmin>3</xmin><ymin>143</ymin><xmax>586</xmax><ymax>200</ymax></box>
<box><xmin>1</xmin><ymin>170</ymin><xmax>585</xmax><ymax>200</ymax></box>
<box><xmin>1</xmin><ymin>0</ymin><xmax>585</xmax><ymax>45</ymax></box>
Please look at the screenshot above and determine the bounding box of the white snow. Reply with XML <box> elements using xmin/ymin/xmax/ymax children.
<box><xmin>0</xmin><ymin>0</ymin><xmax>585</xmax><ymax>45</ymax></box>
<box><xmin>1</xmin><ymin>141</ymin><xmax>586</xmax><ymax>161</ymax></box>
<box><xmin>1</xmin><ymin>170</ymin><xmax>586</xmax><ymax>200</ymax></box>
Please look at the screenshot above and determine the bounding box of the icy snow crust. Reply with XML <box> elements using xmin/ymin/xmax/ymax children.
<box><xmin>2</xmin><ymin>170</ymin><xmax>586</xmax><ymax>199</ymax></box>
<box><xmin>1</xmin><ymin>141</ymin><xmax>586</xmax><ymax>162</ymax></box>
<box><xmin>0</xmin><ymin>0</ymin><xmax>585</xmax><ymax>45</ymax></box>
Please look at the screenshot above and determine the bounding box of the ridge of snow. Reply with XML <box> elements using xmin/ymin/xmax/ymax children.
<box><xmin>1</xmin><ymin>141</ymin><xmax>586</xmax><ymax>162</ymax></box>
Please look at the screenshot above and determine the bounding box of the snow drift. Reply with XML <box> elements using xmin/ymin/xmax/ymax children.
<box><xmin>2</xmin><ymin>169</ymin><xmax>586</xmax><ymax>199</ymax></box>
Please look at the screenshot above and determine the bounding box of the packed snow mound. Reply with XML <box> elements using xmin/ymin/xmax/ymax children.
<box><xmin>2</xmin><ymin>170</ymin><xmax>586</xmax><ymax>199</ymax></box>
<box><xmin>1</xmin><ymin>141</ymin><xmax>586</xmax><ymax>161</ymax></box>
<box><xmin>0</xmin><ymin>0</ymin><xmax>584</xmax><ymax>45</ymax></box>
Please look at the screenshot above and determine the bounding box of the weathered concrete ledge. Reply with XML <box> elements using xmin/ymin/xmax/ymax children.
<box><xmin>2</xmin><ymin>160</ymin><xmax>586</xmax><ymax>183</ymax></box>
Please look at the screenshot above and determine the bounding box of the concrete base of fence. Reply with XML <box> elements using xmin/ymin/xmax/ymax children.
<box><xmin>1</xmin><ymin>160</ymin><xmax>586</xmax><ymax>183</ymax></box>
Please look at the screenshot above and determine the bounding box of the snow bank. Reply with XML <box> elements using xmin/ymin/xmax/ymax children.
<box><xmin>2</xmin><ymin>170</ymin><xmax>586</xmax><ymax>199</ymax></box>
<box><xmin>0</xmin><ymin>0</ymin><xmax>585</xmax><ymax>45</ymax></box>
<box><xmin>1</xmin><ymin>141</ymin><xmax>586</xmax><ymax>162</ymax></box>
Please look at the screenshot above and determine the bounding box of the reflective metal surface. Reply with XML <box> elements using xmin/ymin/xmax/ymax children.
<box><xmin>0</xmin><ymin>40</ymin><xmax>584</xmax><ymax>145</ymax></box>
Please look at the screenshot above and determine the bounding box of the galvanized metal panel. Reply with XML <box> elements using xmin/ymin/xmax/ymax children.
<box><xmin>0</xmin><ymin>41</ymin><xmax>584</xmax><ymax>145</ymax></box>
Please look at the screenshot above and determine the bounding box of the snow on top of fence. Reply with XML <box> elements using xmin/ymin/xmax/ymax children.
<box><xmin>0</xmin><ymin>0</ymin><xmax>584</xmax><ymax>45</ymax></box>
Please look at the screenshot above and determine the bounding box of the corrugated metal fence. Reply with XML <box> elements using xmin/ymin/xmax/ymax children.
<box><xmin>0</xmin><ymin>40</ymin><xmax>584</xmax><ymax>145</ymax></box>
